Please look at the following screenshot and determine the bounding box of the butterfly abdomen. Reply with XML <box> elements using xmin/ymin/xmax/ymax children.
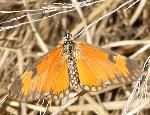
<box><xmin>68</xmin><ymin>56</ymin><xmax>81</xmax><ymax>91</ymax></box>
<box><xmin>63</xmin><ymin>41</ymin><xmax>81</xmax><ymax>91</ymax></box>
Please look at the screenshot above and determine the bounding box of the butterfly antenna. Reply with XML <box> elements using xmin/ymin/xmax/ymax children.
<box><xmin>52</xmin><ymin>19</ymin><xmax>73</xmax><ymax>39</ymax></box>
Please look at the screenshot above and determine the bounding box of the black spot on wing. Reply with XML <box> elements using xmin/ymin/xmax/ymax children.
<box><xmin>30</xmin><ymin>67</ymin><xmax>37</xmax><ymax>79</ymax></box>
<box><xmin>108</xmin><ymin>53</ymin><xmax>117</xmax><ymax>64</ymax></box>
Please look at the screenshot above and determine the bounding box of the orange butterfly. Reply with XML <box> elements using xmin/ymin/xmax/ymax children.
<box><xmin>9</xmin><ymin>34</ymin><xmax>141</xmax><ymax>102</ymax></box>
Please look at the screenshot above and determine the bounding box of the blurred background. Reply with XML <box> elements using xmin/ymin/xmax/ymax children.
<box><xmin>0</xmin><ymin>0</ymin><xmax>150</xmax><ymax>115</ymax></box>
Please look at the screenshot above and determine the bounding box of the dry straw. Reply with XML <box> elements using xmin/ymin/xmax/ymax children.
<box><xmin>0</xmin><ymin>0</ymin><xmax>149</xmax><ymax>115</ymax></box>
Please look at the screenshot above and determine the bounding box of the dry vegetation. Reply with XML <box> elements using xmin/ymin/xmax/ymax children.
<box><xmin>0</xmin><ymin>0</ymin><xmax>150</xmax><ymax>115</ymax></box>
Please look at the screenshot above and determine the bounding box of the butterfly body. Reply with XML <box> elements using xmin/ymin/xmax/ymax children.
<box><xmin>63</xmin><ymin>40</ymin><xmax>81</xmax><ymax>91</ymax></box>
<box><xmin>9</xmin><ymin>36</ymin><xmax>141</xmax><ymax>102</ymax></box>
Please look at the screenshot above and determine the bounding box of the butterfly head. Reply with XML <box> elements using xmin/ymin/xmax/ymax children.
<box><xmin>63</xmin><ymin>33</ymin><xmax>74</xmax><ymax>41</ymax></box>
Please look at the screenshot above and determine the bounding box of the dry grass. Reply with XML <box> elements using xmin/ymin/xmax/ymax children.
<box><xmin>0</xmin><ymin>0</ymin><xmax>150</xmax><ymax>115</ymax></box>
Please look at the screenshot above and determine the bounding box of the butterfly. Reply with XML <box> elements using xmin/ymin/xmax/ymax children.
<box><xmin>9</xmin><ymin>34</ymin><xmax>141</xmax><ymax>102</ymax></box>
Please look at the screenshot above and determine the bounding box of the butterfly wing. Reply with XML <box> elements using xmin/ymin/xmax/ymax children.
<box><xmin>75</xmin><ymin>42</ymin><xmax>141</xmax><ymax>91</ymax></box>
<box><xmin>9</xmin><ymin>45</ymin><xmax>69</xmax><ymax>102</ymax></box>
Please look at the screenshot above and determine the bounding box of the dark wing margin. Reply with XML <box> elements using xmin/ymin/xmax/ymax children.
<box><xmin>9</xmin><ymin>45</ymin><xmax>69</xmax><ymax>102</ymax></box>
<box><xmin>75</xmin><ymin>42</ymin><xmax>141</xmax><ymax>91</ymax></box>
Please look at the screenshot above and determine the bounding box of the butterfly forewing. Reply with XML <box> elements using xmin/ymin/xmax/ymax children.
<box><xmin>76</xmin><ymin>42</ymin><xmax>141</xmax><ymax>91</ymax></box>
<box><xmin>9</xmin><ymin>45</ymin><xmax>70</xmax><ymax>102</ymax></box>
<box><xmin>9</xmin><ymin>40</ymin><xmax>141</xmax><ymax>102</ymax></box>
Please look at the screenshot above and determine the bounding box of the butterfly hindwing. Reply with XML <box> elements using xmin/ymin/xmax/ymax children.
<box><xmin>9</xmin><ymin>45</ymin><xmax>70</xmax><ymax>102</ymax></box>
<box><xmin>76</xmin><ymin>42</ymin><xmax>141</xmax><ymax>91</ymax></box>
